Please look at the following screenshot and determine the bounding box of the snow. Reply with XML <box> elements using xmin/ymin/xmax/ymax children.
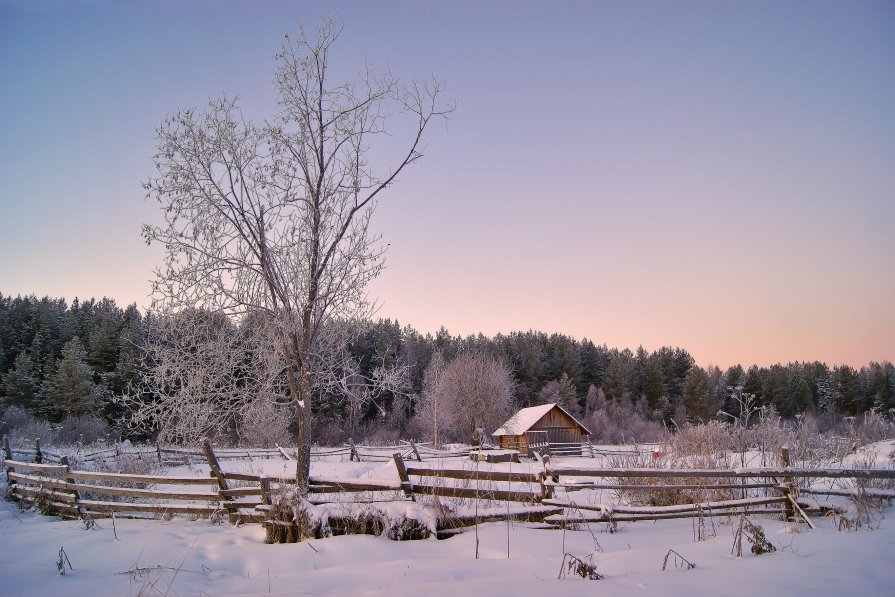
<box><xmin>2</xmin><ymin>443</ymin><xmax>894</xmax><ymax>596</ymax></box>
<box><xmin>2</xmin><ymin>503</ymin><xmax>893</xmax><ymax>596</ymax></box>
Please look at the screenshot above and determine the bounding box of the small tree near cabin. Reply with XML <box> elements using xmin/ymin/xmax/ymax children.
<box><xmin>419</xmin><ymin>352</ymin><xmax>514</xmax><ymax>444</ymax></box>
<box><xmin>142</xmin><ymin>18</ymin><xmax>450</xmax><ymax>493</ymax></box>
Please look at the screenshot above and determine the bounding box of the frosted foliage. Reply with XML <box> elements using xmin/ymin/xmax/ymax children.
<box><xmin>239</xmin><ymin>399</ymin><xmax>291</xmax><ymax>448</ymax></box>
<box><xmin>118</xmin><ymin>310</ymin><xmax>285</xmax><ymax>444</ymax></box>
<box><xmin>141</xmin><ymin>17</ymin><xmax>449</xmax><ymax>486</ymax></box>
<box><xmin>142</xmin><ymin>17</ymin><xmax>449</xmax><ymax>349</ymax></box>
<box><xmin>419</xmin><ymin>352</ymin><xmax>514</xmax><ymax>443</ymax></box>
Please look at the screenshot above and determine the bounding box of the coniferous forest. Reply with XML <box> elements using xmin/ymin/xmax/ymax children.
<box><xmin>1</xmin><ymin>293</ymin><xmax>892</xmax><ymax>446</ymax></box>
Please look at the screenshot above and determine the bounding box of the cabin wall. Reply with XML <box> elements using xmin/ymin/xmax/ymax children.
<box><xmin>499</xmin><ymin>435</ymin><xmax>526</xmax><ymax>451</ymax></box>
<box><xmin>530</xmin><ymin>408</ymin><xmax>587</xmax><ymax>444</ymax></box>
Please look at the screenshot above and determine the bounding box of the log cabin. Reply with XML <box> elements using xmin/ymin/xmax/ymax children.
<box><xmin>491</xmin><ymin>403</ymin><xmax>591</xmax><ymax>456</ymax></box>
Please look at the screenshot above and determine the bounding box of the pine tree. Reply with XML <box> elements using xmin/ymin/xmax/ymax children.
<box><xmin>640</xmin><ymin>357</ymin><xmax>665</xmax><ymax>410</ymax></box>
<box><xmin>833</xmin><ymin>365</ymin><xmax>859</xmax><ymax>415</ymax></box>
<box><xmin>538</xmin><ymin>373</ymin><xmax>579</xmax><ymax>415</ymax></box>
<box><xmin>602</xmin><ymin>357</ymin><xmax>627</xmax><ymax>400</ymax></box>
<box><xmin>682</xmin><ymin>365</ymin><xmax>711</xmax><ymax>421</ymax></box>
<box><xmin>816</xmin><ymin>375</ymin><xmax>836</xmax><ymax>413</ymax></box>
<box><xmin>3</xmin><ymin>352</ymin><xmax>38</xmax><ymax>411</ymax></box>
<box><xmin>87</xmin><ymin>297</ymin><xmax>123</xmax><ymax>379</ymax></box>
<box><xmin>42</xmin><ymin>337</ymin><xmax>102</xmax><ymax>421</ymax></box>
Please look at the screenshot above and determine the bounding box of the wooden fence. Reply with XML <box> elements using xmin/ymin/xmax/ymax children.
<box><xmin>4</xmin><ymin>436</ymin><xmax>894</xmax><ymax>535</ymax></box>
<box><xmin>2</xmin><ymin>436</ymin><xmax>473</xmax><ymax>467</ymax></box>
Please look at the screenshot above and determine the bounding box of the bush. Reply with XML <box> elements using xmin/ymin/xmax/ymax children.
<box><xmin>667</xmin><ymin>420</ymin><xmax>732</xmax><ymax>463</ymax></box>
<box><xmin>587</xmin><ymin>393</ymin><xmax>666</xmax><ymax>444</ymax></box>
<box><xmin>55</xmin><ymin>415</ymin><xmax>110</xmax><ymax>445</ymax></box>
<box><xmin>1</xmin><ymin>406</ymin><xmax>54</xmax><ymax>448</ymax></box>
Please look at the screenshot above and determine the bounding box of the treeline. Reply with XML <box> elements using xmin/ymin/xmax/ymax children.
<box><xmin>344</xmin><ymin>321</ymin><xmax>895</xmax><ymax>428</ymax></box>
<box><xmin>1</xmin><ymin>293</ymin><xmax>893</xmax><ymax>443</ymax></box>
<box><xmin>0</xmin><ymin>294</ymin><xmax>142</xmax><ymax>424</ymax></box>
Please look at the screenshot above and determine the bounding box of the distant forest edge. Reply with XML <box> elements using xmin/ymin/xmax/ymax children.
<box><xmin>1</xmin><ymin>293</ymin><xmax>893</xmax><ymax>446</ymax></box>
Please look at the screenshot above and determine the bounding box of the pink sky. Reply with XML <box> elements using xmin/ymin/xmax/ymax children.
<box><xmin>1</xmin><ymin>0</ymin><xmax>892</xmax><ymax>370</ymax></box>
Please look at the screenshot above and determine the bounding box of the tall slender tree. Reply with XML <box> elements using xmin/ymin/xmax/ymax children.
<box><xmin>142</xmin><ymin>18</ymin><xmax>450</xmax><ymax>492</ymax></box>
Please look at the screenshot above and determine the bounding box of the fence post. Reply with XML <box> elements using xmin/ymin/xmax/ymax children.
<box><xmin>349</xmin><ymin>438</ymin><xmax>361</xmax><ymax>462</ymax></box>
<box><xmin>34</xmin><ymin>438</ymin><xmax>42</xmax><ymax>464</ymax></box>
<box><xmin>392</xmin><ymin>453</ymin><xmax>415</xmax><ymax>501</ymax></box>
<box><xmin>3</xmin><ymin>435</ymin><xmax>14</xmax><ymax>490</ymax></box>
<box><xmin>202</xmin><ymin>438</ymin><xmax>236</xmax><ymax>523</ymax></box>
<box><xmin>780</xmin><ymin>446</ymin><xmax>794</xmax><ymax>521</ymax></box>
<box><xmin>156</xmin><ymin>442</ymin><xmax>163</xmax><ymax>466</ymax></box>
<box><xmin>409</xmin><ymin>440</ymin><xmax>422</xmax><ymax>462</ymax></box>
<box><xmin>260</xmin><ymin>475</ymin><xmax>272</xmax><ymax>506</ymax></box>
<box><xmin>59</xmin><ymin>455</ymin><xmax>83</xmax><ymax>518</ymax></box>
<box><xmin>540</xmin><ymin>455</ymin><xmax>555</xmax><ymax>500</ymax></box>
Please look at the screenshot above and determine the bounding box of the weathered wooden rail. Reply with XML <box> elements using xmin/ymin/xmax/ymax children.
<box><xmin>538</xmin><ymin>450</ymin><xmax>895</xmax><ymax>526</ymax></box>
<box><xmin>4</xmin><ymin>436</ymin><xmax>893</xmax><ymax>536</ymax></box>
<box><xmin>2</xmin><ymin>435</ymin><xmax>472</xmax><ymax>467</ymax></box>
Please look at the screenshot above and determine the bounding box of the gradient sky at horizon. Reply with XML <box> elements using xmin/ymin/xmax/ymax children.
<box><xmin>1</xmin><ymin>0</ymin><xmax>893</xmax><ymax>370</ymax></box>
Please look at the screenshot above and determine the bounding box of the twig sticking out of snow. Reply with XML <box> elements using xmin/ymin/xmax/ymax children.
<box><xmin>56</xmin><ymin>546</ymin><xmax>73</xmax><ymax>575</ymax></box>
<box><xmin>558</xmin><ymin>553</ymin><xmax>604</xmax><ymax>580</ymax></box>
<box><xmin>732</xmin><ymin>516</ymin><xmax>776</xmax><ymax>557</ymax></box>
<box><xmin>662</xmin><ymin>549</ymin><xmax>696</xmax><ymax>571</ymax></box>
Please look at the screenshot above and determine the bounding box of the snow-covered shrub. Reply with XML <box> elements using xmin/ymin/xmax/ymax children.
<box><xmin>54</xmin><ymin>415</ymin><xmax>110</xmax><ymax>445</ymax></box>
<box><xmin>1</xmin><ymin>406</ymin><xmax>54</xmax><ymax>448</ymax></box>
<box><xmin>855</xmin><ymin>410</ymin><xmax>893</xmax><ymax>446</ymax></box>
<box><xmin>665</xmin><ymin>420</ymin><xmax>732</xmax><ymax>467</ymax></box>
<box><xmin>327</xmin><ymin>503</ymin><xmax>434</xmax><ymax>540</ymax></box>
<box><xmin>587</xmin><ymin>392</ymin><xmax>665</xmax><ymax>444</ymax></box>
<box><xmin>608</xmin><ymin>445</ymin><xmax>737</xmax><ymax>507</ymax></box>
<box><xmin>265</xmin><ymin>487</ymin><xmax>330</xmax><ymax>543</ymax></box>
<box><xmin>747</xmin><ymin>408</ymin><xmax>789</xmax><ymax>466</ymax></box>
<box><xmin>264</xmin><ymin>484</ymin><xmax>435</xmax><ymax>542</ymax></box>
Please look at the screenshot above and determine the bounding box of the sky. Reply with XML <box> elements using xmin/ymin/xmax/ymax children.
<box><xmin>0</xmin><ymin>0</ymin><xmax>893</xmax><ymax>370</ymax></box>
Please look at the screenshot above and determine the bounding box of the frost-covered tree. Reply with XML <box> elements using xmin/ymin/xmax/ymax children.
<box><xmin>537</xmin><ymin>372</ymin><xmax>579</xmax><ymax>415</ymax></box>
<box><xmin>142</xmin><ymin>18</ymin><xmax>450</xmax><ymax>491</ymax></box>
<box><xmin>682</xmin><ymin>365</ymin><xmax>711</xmax><ymax>422</ymax></box>
<box><xmin>418</xmin><ymin>350</ymin><xmax>447</xmax><ymax>447</ymax></box>
<box><xmin>418</xmin><ymin>352</ymin><xmax>514</xmax><ymax>443</ymax></box>
<box><xmin>816</xmin><ymin>375</ymin><xmax>836</xmax><ymax>414</ymax></box>
<box><xmin>119</xmin><ymin>309</ymin><xmax>283</xmax><ymax>444</ymax></box>
<box><xmin>42</xmin><ymin>337</ymin><xmax>102</xmax><ymax>421</ymax></box>
<box><xmin>2</xmin><ymin>352</ymin><xmax>38</xmax><ymax>412</ymax></box>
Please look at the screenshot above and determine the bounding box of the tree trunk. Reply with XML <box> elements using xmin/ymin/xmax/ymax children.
<box><xmin>295</xmin><ymin>402</ymin><xmax>311</xmax><ymax>495</ymax></box>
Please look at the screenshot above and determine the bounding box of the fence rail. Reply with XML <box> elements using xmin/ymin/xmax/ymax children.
<box><xmin>4</xmin><ymin>437</ymin><xmax>893</xmax><ymax>535</ymax></box>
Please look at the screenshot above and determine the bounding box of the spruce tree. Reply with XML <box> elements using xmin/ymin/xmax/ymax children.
<box><xmin>42</xmin><ymin>337</ymin><xmax>102</xmax><ymax>421</ymax></box>
<box><xmin>3</xmin><ymin>352</ymin><xmax>38</xmax><ymax>411</ymax></box>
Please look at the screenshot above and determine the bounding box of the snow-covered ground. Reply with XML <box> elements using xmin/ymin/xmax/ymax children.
<box><xmin>2</xmin><ymin>443</ymin><xmax>893</xmax><ymax>596</ymax></box>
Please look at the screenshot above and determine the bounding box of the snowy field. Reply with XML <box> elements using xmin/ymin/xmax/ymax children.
<box><xmin>2</xmin><ymin>444</ymin><xmax>893</xmax><ymax>596</ymax></box>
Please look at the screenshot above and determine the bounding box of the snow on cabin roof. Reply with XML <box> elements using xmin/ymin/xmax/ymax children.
<box><xmin>491</xmin><ymin>403</ymin><xmax>591</xmax><ymax>436</ymax></box>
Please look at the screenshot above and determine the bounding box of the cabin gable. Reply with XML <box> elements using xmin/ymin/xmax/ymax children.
<box><xmin>491</xmin><ymin>403</ymin><xmax>590</xmax><ymax>454</ymax></box>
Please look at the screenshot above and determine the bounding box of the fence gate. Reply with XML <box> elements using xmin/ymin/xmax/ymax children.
<box><xmin>526</xmin><ymin>430</ymin><xmax>549</xmax><ymax>457</ymax></box>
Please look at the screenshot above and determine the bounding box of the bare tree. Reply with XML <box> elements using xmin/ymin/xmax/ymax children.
<box><xmin>142</xmin><ymin>18</ymin><xmax>450</xmax><ymax>492</ymax></box>
<box><xmin>118</xmin><ymin>309</ymin><xmax>283</xmax><ymax>444</ymax></box>
<box><xmin>418</xmin><ymin>352</ymin><xmax>515</xmax><ymax>444</ymax></box>
<box><xmin>419</xmin><ymin>350</ymin><xmax>447</xmax><ymax>447</ymax></box>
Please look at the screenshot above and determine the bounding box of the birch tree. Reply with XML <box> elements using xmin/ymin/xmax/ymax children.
<box><xmin>142</xmin><ymin>18</ymin><xmax>450</xmax><ymax>492</ymax></box>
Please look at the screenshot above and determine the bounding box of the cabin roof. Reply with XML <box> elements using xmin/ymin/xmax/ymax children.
<box><xmin>491</xmin><ymin>402</ymin><xmax>591</xmax><ymax>436</ymax></box>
